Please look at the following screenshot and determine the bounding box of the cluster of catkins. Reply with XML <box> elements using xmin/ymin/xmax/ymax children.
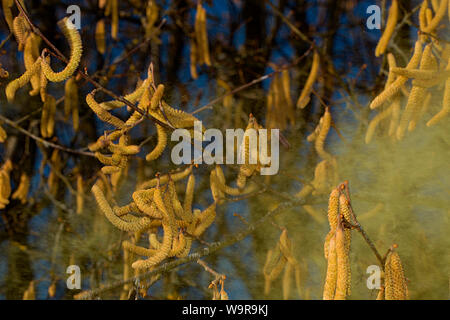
<box><xmin>322</xmin><ymin>184</ymin><xmax>355</xmax><ymax>300</ymax></box>
<box><xmin>263</xmin><ymin>229</ymin><xmax>302</xmax><ymax>300</ymax></box>
<box><xmin>366</xmin><ymin>0</ymin><xmax>450</xmax><ymax>143</ymax></box>
<box><xmin>5</xmin><ymin>11</ymin><xmax>82</xmax><ymax>135</ymax></box>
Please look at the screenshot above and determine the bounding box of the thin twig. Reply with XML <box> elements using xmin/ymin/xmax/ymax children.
<box><xmin>0</xmin><ymin>113</ymin><xmax>95</xmax><ymax>157</ymax></box>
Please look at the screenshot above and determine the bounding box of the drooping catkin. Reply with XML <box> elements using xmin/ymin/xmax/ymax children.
<box><xmin>95</xmin><ymin>19</ymin><xmax>106</xmax><ymax>54</ymax></box>
<box><xmin>385</xmin><ymin>250</ymin><xmax>409</xmax><ymax>300</ymax></box>
<box><xmin>111</xmin><ymin>0</ymin><xmax>119</xmax><ymax>40</ymax></box>
<box><xmin>12</xmin><ymin>14</ymin><xmax>29</xmax><ymax>51</ymax></box>
<box><xmin>92</xmin><ymin>183</ymin><xmax>152</xmax><ymax>232</ymax></box>
<box><xmin>76</xmin><ymin>173</ymin><xmax>84</xmax><ymax>214</ymax></box>
<box><xmin>323</xmin><ymin>233</ymin><xmax>337</xmax><ymax>300</ymax></box>
<box><xmin>64</xmin><ymin>77</ymin><xmax>79</xmax><ymax>129</ymax></box>
<box><xmin>297</xmin><ymin>51</ymin><xmax>320</xmax><ymax>109</ymax></box>
<box><xmin>24</xmin><ymin>33</ymin><xmax>41</xmax><ymax>96</ymax></box>
<box><xmin>2</xmin><ymin>0</ymin><xmax>14</xmax><ymax>31</ymax></box>
<box><xmin>146</xmin><ymin>124</ymin><xmax>167</xmax><ymax>161</ymax></box>
<box><xmin>41</xmin><ymin>18</ymin><xmax>82</xmax><ymax>82</ymax></box>
<box><xmin>422</xmin><ymin>0</ymin><xmax>447</xmax><ymax>33</ymax></box>
<box><xmin>86</xmin><ymin>90</ymin><xmax>125</xmax><ymax>128</ymax></box>
<box><xmin>427</xmin><ymin>57</ymin><xmax>450</xmax><ymax>126</ymax></box>
<box><xmin>375</xmin><ymin>0</ymin><xmax>398</xmax><ymax>57</ymax></box>
<box><xmin>327</xmin><ymin>187</ymin><xmax>339</xmax><ymax>231</ymax></box>
<box><xmin>11</xmin><ymin>172</ymin><xmax>30</xmax><ymax>204</ymax></box>
<box><xmin>132</xmin><ymin>185</ymin><xmax>175</xmax><ymax>269</ymax></box>
<box><xmin>282</xmin><ymin>262</ymin><xmax>293</xmax><ymax>300</ymax></box>
<box><xmin>0</xmin><ymin>125</ymin><xmax>7</xmax><ymax>143</ymax></box>
<box><xmin>396</xmin><ymin>44</ymin><xmax>434</xmax><ymax>140</ymax></box>
<box><xmin>40</xmin><ymin>95</ymin><xmax>56</xmax><ymax>138</ymax></box>
<box><xmin>315</xmin><ymin>107</ymin><xmax>332</xmax><ymax>160</ymax></box>
<box><xmin>5</xmin><ymin>57</ymin><xmax>41</xmax><ymax>102</ymax></box>
<box><xmin>334</xmin><ymin>223</ymin><xmax>350</xmax><ymax>300</ymax></box>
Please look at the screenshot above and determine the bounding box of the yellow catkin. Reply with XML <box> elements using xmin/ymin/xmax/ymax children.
<box><xmin>375</xmin><ymin>0</ymin><xmax>398</xmax><ymax>57</ymax></box>
<box><xmin>0</xmin><ymin>125</ymin><xmax>7</xmax><ymax>143</ymax></box>
<box><xmin>419</xmin><ymin>0</ymin><xmax>428</xmax><ymax>42</ymax></box>
<box><xmin>2</xmin><ymin>0</ymin><xmax>14</xmax><ymax>31</ymax></box>
<box><xmin>146</xmin><ymin>124</ymin><xmax>167</xmax><ymax>161</ymax></box>
<box><xmin>132</xmin><ymin>189</ymin><xmax>161</xmax><ymax>218</ymax></box>
<box><xmin>22</xmin><ymin>281</ymin><xmax>35</xmax><ymax>300</ymax></box>
<box><xmin>200</xmin><ymin>5</ymin><xmax>211</xmax><ymax>66</ymax></box>
<box><xmin>385</xmin><ymin>250</ymin><xmax>409</xmax><ymax>300</ymax></box>
<box><xmin>323</xmin><ymin>230</ymin><xmax>334</xmax><ymax>259</ymax></box>
<box><xmin>190</xmin><ymin>39</ymin><xmax>198</xmax><ymax>79</ymax></box>
<box><xmin>86</xmin><ymin>91</ymin><xmax>125</xmax><ymax>128</ymax></box>
<box><xmin>339</xmin><ymin>194</ymin><xmax>353</xmax><ymax>241</ymax></box>
<box><xmin>12</xmin><ymin>172</ymin><xmax>30</xmax><ymax>204</ymax></box>
<box><xmin>24</xmin><ymin>33</ymin><xmax>41</xmax><ymax>96</ymax></box>
<box><xmin>92</xmin><ymin>183</ymin><xmax>152</xmax><ymax>232</ymax></box>
<box><xmin>391</xmin><ymin>67</ymin><xmax>448</xmax><ymax>80</ymax></box>
<box><xmin>192</xmin><ymin>203</ymin><xmax>216</xmax><ymax>237</ymax></box>
<box><xmin>334</xmin><ymin>224</ymin><xmax>350</xmax><ymax>300</ymax></box>
<box><xmin>370</xmin><ymin>41</ymin><xmax>423</xmax><ymax>109</ymax></box>
<box><xmin>168</xmin><ymin>180</ymin><xmax>184</xmax><ymax>220</ymax></box>
<box><xmin>150</xmin><ymin>84</ymin><xmax>165</xmax><ymax>110</ymax></box>
<box><xmin>297</xmin><ymin>51</ymin><xmax>320</xmax><ymax>109</ymax></box>
<box><xmin>44</xmin><ymin>95</ymin><xmax>56</xmax><ymax>138</ymax></box>
<box><xmin>111</xmin><ymin>0</ymin><xmax>118</xmax><ymax>40</ymax></box>
<box><xmin>13</xmin><ymin>15</ymin><xmax>29</xmax><ymax>50</ymax></box>
<box><xmin>194</xmin><ymin>4</ymin><xmax>203</xmax><ymax>64</ymax></box>
<box><xmin>0</xmin><ymin>161</ymin><xmax>12</xmax><ymax>208</ymax></box>
<box><xmin>132</xmin><ymin>186</ymin><xmax>175</xmax><ymax>269</ymax></box>
<box><xmin>95</xmin><ymin>19</ymin><xmax>106</xmax><ymax>54</ymax></box>
<box><xmin>423</xmin><ymin>0</ymin><xmax>447</xmax><ymax>33</ymax></box>
<box><xmin>5</xmin><ymin>57</ymin><xmax>41</xmax><ymax>102</ymax></box>
<box><xmin>39</xmin><ymin>56</ymin><xmax>49</xmax><ymax>102</ymax></box>
<box><xmin>64</xmin><ymin>77</ymin><xmax>76</xmax><ymax>119</ymax></box>
<box><xmin>323</xmin><ymin>234</ymin><xmax>337</xmax><ymax>300</ymax></box>
<box><xmin>376</xmin><ymin>286</ymin><xmax>385</xmax><ymax>300</ymax></box>
<box><xmin>40</xmin><ymin>94</ymin><xmax>49</xmax><ymax>137</ymax></box>
<box><xmin>282</xmin><ymin>262</ymin><xmax>293</xmax><ymax>300</ymax></box>
<box><xmin>315</xmin><ymin>107</ymin><xmax>331</xmax><ymax>160</ymax></box>
<box><xmin>76</xmin><ymin>173</ymin><xmax>84</xmax><ymax>214</ymax></box>
<box><xmin>41</xmin><ymin>18</ymin><xmax>82</xmax><ymax>82</ymax></box>
<box><xmin>385</xmin><ymin>53</ymin><xmax>397</xmax><ymax>87</ymax></box>
<box><xmin>396</xmin><ymin>44</ymin><xmax>434</xmax><ymax>140</ymax></box>
<box><xmin>427</xmin><ymin>57</ymin><xmax>450</xmax><ymax>126</ymax></box>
